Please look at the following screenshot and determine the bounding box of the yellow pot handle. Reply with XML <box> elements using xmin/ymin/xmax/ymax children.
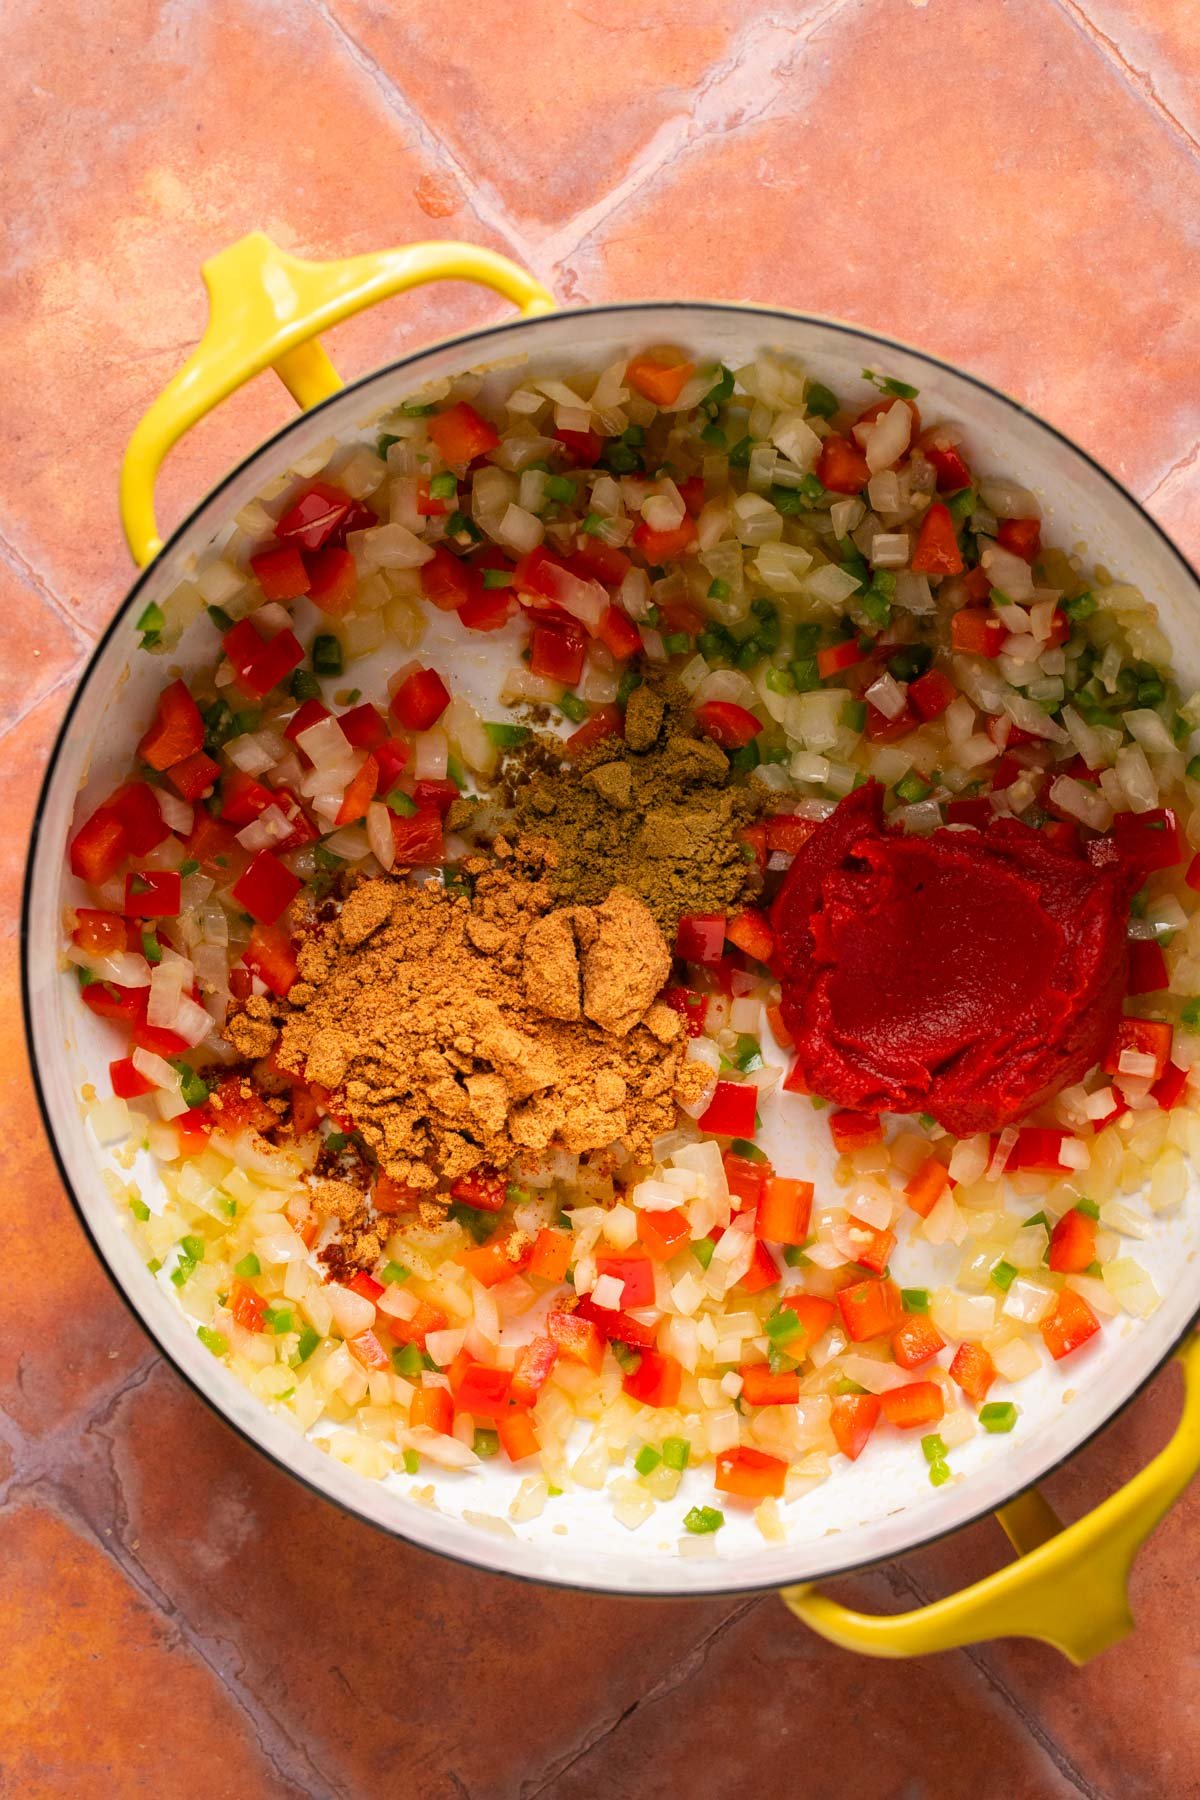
<box><xmin>782</xmin><ymin>1332</ymin><xmax>1200</xmax><ymax>1664</ymax></box>
<box><xmin>119</xmin><ymin>232</ymin><xmax>556</xmax><ymax>568</ymax></box>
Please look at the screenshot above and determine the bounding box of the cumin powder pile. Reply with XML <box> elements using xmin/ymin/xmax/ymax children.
<box><xmin>492</xmin><ymin>679</ymin><xmax>763</xmax><ymax>931</ymax></box>
<box><xmin>230</xmin><ymin>840</ymin><xmax>709</xmax><ymax>1202</ymax></box>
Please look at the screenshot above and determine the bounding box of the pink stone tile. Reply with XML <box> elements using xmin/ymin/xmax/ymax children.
<box><xmin>326</xmin><ymin>0</ymin><xmax>752</xmax><ymax>232</ymax></box>
<box><xmin>1069</xmin><ymin>0</ymin><xmax>1200</xmax><ymax>151</ymax></box>
<box><xmin>0</xmin><ymin>0</ymin><xmax>535</xmax><ymax>637</ymax></box>
<box><xmin>564</xmin><ymin>0</ymin><xmax>1200</xmax><ymax>498</ymax></box>
<box><xmin>0</xmin><ymin>564</ymin><xmax>86</xmax><ymax>737</ymax></box>
<box><xmin>0</xmin><ymin>1501</ymin><xmax>299</xmax><ymax>1798</ymax></box>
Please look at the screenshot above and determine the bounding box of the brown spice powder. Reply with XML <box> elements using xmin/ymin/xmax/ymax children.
<box><xmin>245</xmin><ymin>841</ymin><xmax>709</xmax><ymax>1197</ymax></box>
<box><xmin>492</xmin><ymin>680</ymin><xmax>763</xmax><ymax>930</ymax></box>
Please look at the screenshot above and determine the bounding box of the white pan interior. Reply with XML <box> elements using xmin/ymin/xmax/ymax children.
<box><xmin>25</xmin><ymin>302</ymin><xmax>1200</xmax><ymax>1595</ymax></box>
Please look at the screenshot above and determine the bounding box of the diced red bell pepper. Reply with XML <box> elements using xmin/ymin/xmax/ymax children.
<box><xmin>553</xmin><ymin>426</ymin><xmax>604</xmax><ymax>466</ymax></box>
<box><xmin>222</xmin><ymin>619</ymin><xmax>304</xmax><ymax>700</ymax></box>
<box><xmin>725</xmin><ymin>907</ymin><xmax>774</xmax><ymax>962</ymax></box>
<box><xmin>846</xmin><ymin>1218</ymin><xmax>896</xmax><ymax>1276</ymax></box>
<box><xmin>891</xmin><ymin>1313</ymin><xmax>946</xmax><ymax>1370</ymax></box>
<box><xmin>837</xmin><ymin>1277</ymin><xmax>904</xmax><ymax>1343</ymax></box>
<box><xmin>675</xmin><ymin>913</ymin><xmax>726</xmax><ymax>964</ymax></box>
<box><xmin>816</xmin><ymin>639</ymin><xmax>864</xmax><ymax>680</ymax></box>
<box><xmin>415</xmin><ymin>475</ymin><xmax>451</xmax><ymax>517</ymax></box>
<box><xmin>455</xmin><ymin>1233</ymin><xmax>534</xmax><ymax>1287</ymax></box>
<box><xmin>347</xmin><ymin>1329</ymin><xmax>391</xmax><ymax>1372</ymax></box>
<box><xmin>339</xmin><ymin>702</ymin><xmax>388</xmax><ymax>749</ymax></box>
<box><xmin>1108</xmin><ymin>808</ymin><xmax>1183</xmax><ymax>874</ymax></box>
<box><xmin>509</xmin><ymin>1334</ymin><xmax>559</xmax><ymax>1407</ymax></box>
<box><xmin>70</xmin><ymin>808</ymin><xmax>129</xmax><ymax>887</ymax></box>
<box><xmin>597</xmin><ymin>605</ymin><xmax>643</xmax><ymax>662</ymax></box>
<box><xmin>693</xmin><ymin>700</ymin><xmax>761</xmax><ymax>748</ymax></box>
<box><xmin>816</xmin><ymin>434</ymin><xmax>870</xmax><ymax>495</ymax></box>
<box><xmin>335</xmin><ymin>753</ymin><xmax>379</xmax><ymax>827</ymax></box>
<box><xmin>388</xmin><ymin>1299</ymin><xmax>448</xmax><ymax>1350</ymax></box>
<box><xmin>110</xmin><ymin>1056</ymin><xmax>154</xmax><ymax>1099</ymax></box>
<box><xmin>1103</xmin><ymin>1017</ymin><xmax>1173</xmax><ymax>1083</ymax></box>
<box><xmin>216</xmin><ymin>772</ymin><xmax>269</xmax><ymax>829</ymax></box>
<box><xmin>497</xmin><ymin>1411</ymin><xmax>541</xmax><ymax>1463</ymax></box>
<box><xmin>564</xmin><ymin>705</ymin><xmax>623</xmax><ymax>755</ymax></box>
<box><xmin>997</xmin><ymin>517</ymin><xmax>1041</xmax><ymax>561</ymax></box>
<box><xmin>374</xmin><ymin>737</ymin><xmax>411</xmax><ymax>794</ymax></box>
<box><xmin>698</xmin><ymin>1080</ymin><xmax>757</xmax><ymax>1138</ymax></box>
<box><xmin>831</xmin><ymin>1392</ymin><xmax>881</xmax><ymax>1461</ymax></box>
<box><xmin>449</xmin><ymin>1167</ymin><xmax>507</xmax><ymax>1212</ymax></box>
<box><xmin>390</xmin><ymin>806</ymin><xmax>444</xmax><ymax>866</ymax></box>
<box><xmin>625</xmin><ymin>353</ymin><xmax>694</xmax><ymax>407</ymax></box>
<box><xmin>908</xmin><ymin>667</ymin><xmax>957</xmax><ymax>721</ymax></box>
<box><xmin>372</xmin><ymin>1172</ymin><xmax>421</xmax><ymax>1214</ymax></box>
<box><xmin>638</xmin><ymin>1208</ymin><xmax>692</xmax><ymax>1262</ymax></box>
<box><xmin>82</xmin><ymin>980</ymin><xmax>147</xmax><ymax>1026</ymax></box>
<box><xmin>737</xmin><ymin>1239</ymin><xmax>781</xmax><ymax>1294</ymax></box>
<box><xmin>391</xmin><ymin>666</ymin><xmax>451</xmax><ymax>733</ymax></box>
<box><xmin>881</xmin><ymin>1381</ymin><xmax>945</xmax><ymax>1430</ymax></box>
<box><xmin>755</xmin><ymin>1177</ymin><xmax>813</xmax><ymax>1246</ymax></box>
<box><xmin>866</xmin><ymin>701</ymin><xmax>918</xmax><ymax>744</ymax></box>
<box><xmin>451</xmin><ymin>1361</ymin><xmax>513</xmax><ymax>1420</ymax></box>
<box><xmin>166</xmin><ymin>752</ymin><xmax>220</xmax><ymax>802</ymax></box>
<box><xmin>920</xmin><ymin>438</ymin><xmax>973</xmax><ymax>492</ymax></box>
<box><xmin>570</xmin><ymin>538</ymin><xmax>631</xmax><ymax>586</ymax></box>
<box><xmin>714</xmin><ymin>1445</ymin><xmax>787</xmax><ymax>1499</ymax></box>
<box><xmin>946</xmin><ymin>796</ymin><xmax>993</xmax><ymax>828</ymax></box>
<box><xmin>679</xmin><ymin>474</ymin><xmax>706</xmax><ymax>518</ymax></box>
<box><xmin>951</xmin><ymin>609</ymin><xmax>1006</xmax><ymax>657</ymax></box>
<box><xmin>1153</xmin><ymin>1062</ymin><xmax>1189</xmax><ymax>1110</ymax></box>
<box><xmin>275</xmin><ymin>481</ymin><xmax>362</xmax><ymax>552</ymax></box>
<box><xmin>347</xmin><ymin>1269</ymin><xmax>385</xmax><ymax>1302</ymax></box>
<box><xmin>724</xmin><ymin>1150</ymin><xmax>768</xmax><ymax>1209</ymax></box>
<box><xmin>242</xmin><ymin>922</ymin><xmax>297</xmax><ymax>998</ymax></box>
<box><xmin>528</xmin><ymin>1228</ymin><xmax>572</xmax><ymax>1284</ymax></box>
<box><xmin>458</xmin><ymin>581</ymin><xmax>515</xmax><ymax>632</ymax></box>
<box><xmin>428</xmin><ymin>403</ymin><xmax>499</xmax><ymax>465</ymax></box>
<box><xmin>595</xmin><ymin>1251</ymin><xmax>655</xmax><ymax>1310</ymax></box>
<box><xmin>1007</xmin><ymin>1127</ymin><xmax>1073</xmax><ymax>1173</ymax></box>
<box><xmin>950</xmin><ymin>1343</ymin><xmax>996</xmax><ymax>1403</ymax></box>
<box><xmin>1048</xmin><ymin>1206</ymin><xmax>1098</xmax><ymax>1274</ymax></box>
<box><xmin>829</xmin><ymin>1110</ymin><xmax>883</xmax><ymax>1154</ymax></box>
<box><xmin>904</xmin><ymin>1157</ymin><xmax>952</xmax><ymax>1219</ymax></box>
<box><xmin>132</xmin><ymin>1019</ymin><xmax>190</xmax><ymax>1057</ymax></box>
<box><xmin>855</xmin><ymin>395</ymin><xmax>922</xmax><ymax>435</ymax></box>
<box><xmin>409</xmin><ymin>1387</ymin><xmax>453</xmax><ymax>1435</ymax></box>
<box><xmin>765</xmin><ymin>814</ymin><xmax>819</xmax><ymax>856</ymax></box>
<box><xmin>529</xmin><ymin>619</ymin><xmax>586</xmax><ymax>686</ymax></box>
<box><xmin>231</xmin><ymin>850</ymin><xmax>301</xmax><ymax>926</ymax></box>
<box><xmin>306</xmin><ymin>546</ymin><xmax>357</xmax><ymax>618</ymax></box>
<box><xmin>575</xmin><ymin>1297</ymin><xmax>658</xmax><ymax>1350</ymax></box>
<box><xmin>422</xmin><ymin>543</ymin><xmax>475</xmax><ymax>612</ymax></box>
<box><xmin>660</xmin><ymin>987</ymin><xmax>709</xmax><ymax>1037</ymax></box>
<box><xmin>911</xmin><ymin>503</ymin><xmax>963</xmax><ymax>576</ymax></box>
<box><xmin>73</xmin><ymin>909</ymin><xmax>130</xmax><ymax>956</ymax></box>
<box><xmin>546</xmin><ymin>1307</ymin><xmax>605</xmax><ymax>1373</ymax></box>
<box><xmin>124</xmin><ymin>870</ymin><xmax>181</xmax><ymax>918</ymax></box>
<box><xmin>413</xmin><ymin>778</ymin><xmax>460</xmax><ymax>818</ymax></box>
<box><xmin>108</xmin><ymin>781</ymin><xmax>172</xmax><ymax>855</ymax></box>
<box><xmin>1041</xmin><ymin>1287</ymin><xmax>1101</xmax><ymax>1361</ymax></box>
<box><xmin>230</xmin><ymin>1279</ymin><xmax>267</xmax><ymax>1334</ymax></box>
<box><xmin>622</xmin><ymin>1349</ymin><xmax>683</xmax><ymax>1408</ymax></box>
<box><xmin>737</xmin><ymin>823</ymin><xmax>768</xmax><ymax>869</ymax></box>
<box><xmin>775</xmin><ymin>1294</ymin><xmax>837</xmax><ymax>1361</ymax></box>
<box><xmin>739</xmin><ymin>1365</ymin><xmax>800</xmax><ymax>1406</ymax></box>
<box><xmin>766</xmin><ymin>1001</ymin><xmax>794</xmax><ymax>1050</ymax></box>
<box><xmin>250</xmin><ymin>543</ymin><xmax>310</xmax><ymax>600</ymax></box>
<box><xmin>284</xmin><ymin>699</ymin><xmax>332</xmax><ymax>761</ymax></box>
<box><xmin>631</xmin><ymin>516</ymin><xmax>697</xmax><ymax>563</ymax></box>
<box><xmin>137</xmin><ymin>679</ymin><xmax>205</xmax><ymax>773</ymax></box>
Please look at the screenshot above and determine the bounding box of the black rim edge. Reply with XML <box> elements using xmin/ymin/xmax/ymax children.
<box><xmin>20</xmin><ymin>298</ymin><xmax>1200</xmax><ymax>1602</ymax></box>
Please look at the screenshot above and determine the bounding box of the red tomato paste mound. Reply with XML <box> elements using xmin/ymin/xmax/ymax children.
<box><xmin>770</xmin><ymin>784</ymin><xmax>1137</xmax><ymax>1136</ymax></box>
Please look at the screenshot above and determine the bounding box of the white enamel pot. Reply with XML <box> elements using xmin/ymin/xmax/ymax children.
<box><xmin>23</xmin><ymin>234</ymin><xmax>1200</xmax><ymax>1662</ymax></box>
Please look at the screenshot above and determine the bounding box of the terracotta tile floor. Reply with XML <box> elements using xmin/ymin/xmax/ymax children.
<box><xmin>4</xmin><ymin>0</ymin><xmax>1200</xmax><ymax>1792</ymax></box>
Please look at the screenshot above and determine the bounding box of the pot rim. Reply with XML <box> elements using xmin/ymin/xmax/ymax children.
<box><xmin>23</xmin><ymin>297</ymin><xmax>1200</xmax><ymax>1597</ymax></box>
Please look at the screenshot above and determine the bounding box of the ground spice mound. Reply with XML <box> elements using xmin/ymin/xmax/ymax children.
<box><xmin>257</xmin><ymin>842</ymin><xmax>709</xmax><ymax>1194</ymax></box>
<box><xmin>494</xmin><ymin>680</ymin><xmax>763</xmax><ymax>930</ymax></box>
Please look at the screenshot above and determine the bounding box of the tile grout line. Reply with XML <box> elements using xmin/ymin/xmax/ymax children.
<box><xmin>521</xmin><ymin>1594</ymin><xmax>766</xmax><ymax>1798</ymax></box>
<box><xmin>0</xmin><ymin>526</ymin><xmax>94</xmax><ymax>650</ymax></box>
<box><xmin>1142</xmin><ymin>435</ymin><xmax>1200</xmax><ymax>510</ymax></box>
<box><xmin>294</xmin><ymin>0</ymin><xmax>551</xmax><ymax>287</ymax></box>
<box><xmin>1049</xmin><ymin>0</ymin><xmax>1200</xmax><ymax>167</ymax></box>
<box><xmin>882</xmin><ymin>1560</ymin><xmax>1109</xmax><ymax>1800</ymax></box>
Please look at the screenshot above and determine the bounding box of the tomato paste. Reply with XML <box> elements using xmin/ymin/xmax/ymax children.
<box><xmin>771</xmin><ymin>784</ymin><xmax>1136</xmax><ymax>1135</ymax></box>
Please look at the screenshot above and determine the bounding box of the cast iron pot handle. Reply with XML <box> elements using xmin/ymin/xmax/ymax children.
<box><xmin>119</xmin><ymin>231</ymin><xmax>556</xmax><ymax>567</ymax></box>
<box><xmin>781</xmin><ymin>1332</ymin><xmax>1200</xmax><ymax>1664</ymax></box>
